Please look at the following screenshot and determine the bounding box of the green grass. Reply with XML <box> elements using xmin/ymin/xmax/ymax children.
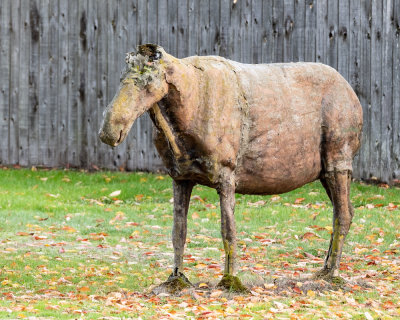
<box><xmin>0</xmin><ymin>168</ymin><xmax>399</xmax><ymax>319</ymax></box>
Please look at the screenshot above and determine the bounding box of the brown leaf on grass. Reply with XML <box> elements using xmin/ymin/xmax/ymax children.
<box><xmin>192</xmin><ymin>212</ymin><xmax>200</xmax><ymax>219</ymax></box>
<box><xmin>34</xmin><ymin>235</ymin><xmax>47</xmax><ymax>240</ymax></box>
<box><xmin>62</xmin><ymin>226</ymin><xmax>77</xmax><ymax>233</ymax></box>
<box><xmin>301</xmin><ymin>232</ymin><xmax>320</xmax><ymax>240</ymax></box>
<box><xmin>192</xmin><ymin>195</ymin><xmax>205</xmax><ymax>203</ymax></box>
<box><xmin>16</xmin><ymin>232</ymin><xmax>30</xmax><ymax>236</ymax></box>
<box><xmin>295</xmin><ymin>197</ymin><xmax>305</xmax><ymax>204</ymax></box>
<box><xmin>135</xmin><ymin>194</ymin><xmax>144</xmax><ymax>201</ymax></box>
<box><xmin>210</xmin><ymin>290</ymin><xmax>223</xmax><ymax>298</ymax></box>
<box><xmin>109</xmin><ymin>211</ymin><xmax>125</xmax><ymax>225</ymax></box>
<box><xmin>248</xmin><ymin>200</ymin><xmax>266</xmax><ymax>207</ymax></box>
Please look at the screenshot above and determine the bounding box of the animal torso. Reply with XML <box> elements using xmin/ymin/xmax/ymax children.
<box><xmin>150</xmin><ymin>57</ymin><xmax>363</xmax><ymax>195</ymax></box>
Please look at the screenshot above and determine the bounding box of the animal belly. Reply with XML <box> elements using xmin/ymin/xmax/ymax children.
<box><xmin>235</xmin><ymin>147</ymin><xmax>321</xmax><ymax>195</ymax></box>
<box><xmin>234</xmin><ymin>103</ymin><xmax>322</xmax><ymax>195</ymax></box>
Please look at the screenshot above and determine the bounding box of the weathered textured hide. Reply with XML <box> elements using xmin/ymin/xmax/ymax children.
<box><xmin>99</xmin><ymin>44</ymin><xmax>363</xmax><ymax>291</ymax></box>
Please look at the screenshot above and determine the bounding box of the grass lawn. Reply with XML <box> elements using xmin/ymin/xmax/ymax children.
<box><xmin>0</xmin><ymin>167</ymin><xmax>399</xmax><ymax>319</ymax></box>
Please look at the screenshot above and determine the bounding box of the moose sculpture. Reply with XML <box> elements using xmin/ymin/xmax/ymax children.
<box><xmin>99</xmin><ymin>44</ymin><xmax>363</xmax><ymax>292</ymax></box>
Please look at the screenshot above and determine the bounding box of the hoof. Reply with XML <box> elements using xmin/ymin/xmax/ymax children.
<box><xmin>153</xmin><ymin>272</ymin><xmax>192</xmax><ymax>294</ymax></box>
<box><xmin>313</xmin><ymin>268</ymin><xmax>346</xmax><ymax>286</ymax></box>
<box><xmin>217</xmin><ymin>274</ymin><xmax>249</xmax><ymax>293</ymax></box>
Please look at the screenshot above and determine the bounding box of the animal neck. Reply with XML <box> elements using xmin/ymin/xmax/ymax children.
<box><xmin>148</xmin><ymin>59</ymin><xmax>199</xmax><ymax>160</ymax></box>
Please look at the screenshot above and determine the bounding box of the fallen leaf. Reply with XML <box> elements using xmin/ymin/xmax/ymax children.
<box><xmin>210</xmin><ymin>290</ymin><xmax>223</xmax><ymax>298</ymax></box>
<box><xmin>109</xmin><ymin>190</ymin><xmax>121</xmax><ymax>197</ymax></box>
<box><xmin>192</xmin><ymin>212</ymin><xmax>200</xmax><ymax>219</ymax></box>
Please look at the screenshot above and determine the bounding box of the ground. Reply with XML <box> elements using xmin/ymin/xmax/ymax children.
<box><xmin>0</xmin><ymin>167</ymin><xmax>399</xmax><ymax>319</ymax></box>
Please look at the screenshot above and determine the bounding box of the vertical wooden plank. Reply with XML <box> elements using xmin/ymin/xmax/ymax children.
<box><xmin>177</xmin><ymin>0</ymin><xmax>189</xmax><ymax>57</ymax></box>
<box><xmin>209</xmin><ymin>0</ymin><xmax>220</xmax><ymax>56</ymax></box>
<box><xmin>126</xmin><ymin>0</ymin><xmax>138</xmax><ymax>171</ymax></box>
<box><xmin>38</xmin><ymin>0</ymin><xmax>50</xmax><ymax>165</ymax></box>
<box><xmin>0</xmin><ymin>0</ymin><xmax>11</xmax><ymax>164</ymax></box>
<box><xmin>168</xmin><ymin>0</ymin><xmax>177</xmax><ymax>55</ymax></box>
<box><xmin>272</xmin><ymin>0</ymin><xmax>284</xmax><ymax>62</ymax></box>
<box><xmin>86</xmin><ymin>0</ymin><xmax>98</xmax><ymax>169</ymax></box>
<box><xmin>77</xmin><ymin>0</ymin><xmax>88</xmax><ymax>168</ymax></box>
<box><xmin>316</xmin><ymin>0</ymin><xmax>327</xmax><ymax>64</ymax></box>
<box><xmin>148</xmin><ymin>0</ymin><xmax>158</xmax><ymax>43</ymax></box>
<box><xmin>9</xmin><ymin>0</ymin><xmax>20</xmax><ymax>164</ymax></box>
<box><xmin>48</xmin><ymin>0</ymin><xmax>59</xmax><ymax>166</ymax></box>
<box><xmin>230</xmin><ymin>0</ymin><xmax>241</xmax><ymax>61</ymax></box>
<box><xmin>304</xmin><ymin>0</ymin><xmax>316</xmax><ymax>62</ymax></box>
<box><xmin>348</xmin><ymin>0</ymin><xmax>362</xmax><ymax>178</ymax></box>
<box><xmin>58</xmin><ymin>0</ymin><xmax>69</xmax><ymax>166</ymax></box>
<box><xmin>261</xmin><ymin>0</ymin><xmax>273</xmax><ymax>63</ymax></box>
<box><xmin>18</xmin><ymin>0</ymin><xmax>30</xmax><ymax>166</ymax></box>
<box><xmin>370</xmin><ymin>0</ymin><xmax>382</xmax><ymax>178</ymax></box>
<box><xmin>326</xmin><ymin>0</ymin><xmax>338</xmax><ymax>69</ymax></box>
<box><xmin>283</xmin><ymin>0</ymin><xmax>294</xmax><ymax>62</ymax></box>
<box><xmin>241</xmin><ymin>0</ymin><xmax>252</xmax><ymax>63</ymax></box>
<box><xmin>293</xmin><ymin>0</ymin><xmax>306</xmax><ymax>62</ymax></box>
<box><xmin>96</xmin><ymin>0</ymin><xmax>109</xmax><ymax>168</ymax></box>
<box><xmin>198</xmin><ymin>0</ymin><xmax>209</xmax><ymax>56</ymax></box>
<box><xmin>115</xmin><ymin>0</ymin><xmax>128</xmax><ymax>170</ymax></box>
<box><xmin>251</xmin><ymin>0</ymin><xmax>262</xmax><ymax>63</ymax></box>
<box><xmin>380</xmin><ymin>0</ymin><xmax>393</xmax><ymax>182</ymax></box>
<box><xmin>135</xmin><ymin>0</ymin><xmax>148</xmax><ymax>169</ymax></box>
<box><xmin>359</xmin><ymin>0</ymin><xmax>372</xmax><ymax>179</ymax></box>
<box><xmin>338</xmin><ymin>0</ymin><xmax>350</xmax><ymax>80</ymax></box>
<box><xmin>393</xmin><ymin>0</ymin><xmax>400</xmax><ymax>180</ymax></box>
<box><xmin>67</xmin><ymin>0</ymin><xmax>78</xmax><ymax>166</ymax></box>
<box><xmin>219</xmin><ymin>0</ymin><xmax>230</xmax><ymax>58</ymax></box>
<box><xmin>137</xmin><ymin>0</ymin><xmax>147</xmax><ymax>45</ymax></box>
<box><xmin>157</xmin><ymin>0</ymin><xmax>169</xmax><ymax>49</ymax></box>
<box><xmin>28</xmin><ymin>0</ymin><xmax>40</xmax><ymax>165</ymax></box>
<box><xmin>106</xmin><ymin>1</ymin><xmax>118</xmax><ymax>169</ymax></box>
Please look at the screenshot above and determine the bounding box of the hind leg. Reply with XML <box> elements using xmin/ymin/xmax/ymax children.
<box><xmin>316</xmin><ymin>170</ymin><xmax>354</xmax><ymax>280</ymax></box>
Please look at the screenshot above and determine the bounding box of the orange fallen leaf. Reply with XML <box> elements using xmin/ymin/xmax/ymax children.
<box><xmin>16</xmin><ymin>232</ymin><xmax>30</xmax><ymax>236</ymax></box>
<box><xmin>192</xmin><ymin>212</ymin><xmax>200</xmax><ymax>219</ymax></box>
<box><xmin>210</xmin><ymin>290</ymin><xmax>223</xmax><ymax>298</ymax></box>
<box><xmin>78</xmin><ymin>286</ymin><xmax>90</xmax><ymax>292</ymax></box>
<box><xmin>301</xmin><ymin>232</ymin><xmax>320</xmax><ymax>240</ymax></box>
<box><xmin>34</xmin><ymin>235</ymin><xmax>47</xmax><ymax>240</ymax></box>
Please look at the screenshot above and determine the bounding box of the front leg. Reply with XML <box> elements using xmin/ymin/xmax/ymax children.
<box><xmin>172</xmin><ymin>179</ymin><xmax>194</xmax><ymax>277</ymax></box>
<box><xmin>155</xmin><ymin>179</ymin><xmax>194</xmax><ymax>293</ymax></box>
<box><xmin>217</xmin><ymin>171</ymin><xmax>248</xmax><ymax>292</ymax></box>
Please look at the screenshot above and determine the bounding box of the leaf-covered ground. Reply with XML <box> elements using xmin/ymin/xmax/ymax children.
<box><xmin>0</xmin><ymin>168</ymin><xmax>399</xmax><ymax>319</ymax></box>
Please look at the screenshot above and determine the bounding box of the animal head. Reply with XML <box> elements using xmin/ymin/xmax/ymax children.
<box><xmin>99</xmin><ymin>44</ymin><xmax>170</xmax><ymax>146</ymax></box>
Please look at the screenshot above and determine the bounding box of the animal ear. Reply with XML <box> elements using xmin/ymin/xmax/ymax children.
<box><xmin>137</xmin><ymin>43</ymin><xmax>162</xmax><ymax>62</ymax></box>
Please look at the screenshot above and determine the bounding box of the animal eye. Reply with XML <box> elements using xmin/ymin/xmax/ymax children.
<box><xmin>150</xmin><ymin>51</ymin><xmax>161</xmax><ymax>61</ymax></box>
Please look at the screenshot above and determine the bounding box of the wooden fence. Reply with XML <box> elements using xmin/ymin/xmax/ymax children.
<box><xmin>0</xmin><ymin>0</ymin><xmax>399</xmax><ymax>183</ymax></box>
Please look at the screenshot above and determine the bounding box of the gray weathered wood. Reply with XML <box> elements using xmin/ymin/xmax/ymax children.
<box><xmin>392</xmin><ymin>0</ymin><xmax>399</xmax><ymax>180</ymax></box>
<box><xmin>9</xmin><ymin>0</ymin><xmax>20</xmax><ymax>164</ymax></box>
<box><xmin>349</xmin><ymin>0</ymin><xmax>362</xmax><ymax>178</ymax></box>
<box><xmin>18</xmin><ymin>0</ymin><xmax>30</xmax><ymax>167</ymax></box>
<box><xmin>380</xmin><ymin>0</ymin><xmax>393</xmax><ymax>182</ymax></box>
<box><xmin>370</xmin><ymin>0</ymin><xmax>382</xmax><ymax>177</ymax></box>
<box><xmin>293</xmin><ymin>0</ymin><xmax>305</xmax><ymax>62</ymax></box>
<box><xmin>28</xmin><ymin>0</ymin><xmax>40</xmax><ymax>165</ymax></box>
<box><xmin>283</xmin><ymin>0</ymin><xmax>294</xmax><ymax>62</ymax></box>
<box><xmin>304</xmin><ymin>0</ymin><xmax>316</xmax><ymax>62</ymax></box>
<box><xmin>338</xmin><ymin>0</ymin><xmax>350</xmax><ymax>80</ymax></box>
<box><xmin>316</xmin><ymin>0</ymin><xmax>327</xmax><ymax>64</ymax></box>
<box><xmin>272</xmin><ymin>0</ymin><xmax>284</xmax><ymax>62</ymax></box>
<box><xmin>0</xmin><ymin>0</ymin><xmax>11</xmax><ymax>164</ymax></box>
<box><xmin>359</xmin><ymin>0</ymin><xmax>372</xmax><ymax>179</ymax></box>
<box><xmin>0</xmin><ymin>0</ymin><xmax>399</xmax><ymax>183</ymax></box>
